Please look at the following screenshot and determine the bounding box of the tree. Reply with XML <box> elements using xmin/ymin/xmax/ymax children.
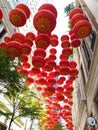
<box><xmin>64</xmin><ymin>2</ymin><xmax>74</xmax><ymax>16</ymax></box>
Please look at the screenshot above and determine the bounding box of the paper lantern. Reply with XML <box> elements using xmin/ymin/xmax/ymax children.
<box><xmin>33</xmin><ymin>9</ymin><xmax>56</xmax><ymax>33</ymax></box>
<box><xmin>19</xmin><ymin>54</ymin><xmax>28</xmax><ymax>62</ymax></box>
<box><xmin>11</xmin><ymin>32</ymin><xmax>25</xmax><ymax>43</ymax></box>
<box><xmin>60</xmin><ymin>67</ymin><xmax>70</xmax><ymax>76</ymax></box>
<box><xmin>7</xmin><ymin>41</ymin><xmax>21</xmax><ymax>59</ymax></box>
<box><xmin>69</xmin><ymin>61</ymin><xmax>77</xmax><ymax>68</ymax></box>
<box><xmin>59</xmin><ymin>54</ymin><xmax>68</xmax><ymax>60</ymax></box>
<box><xmin>50</xmin><ymin>38</ymin><xmax>58</xmax><ymax>47</ymax></box>
<box><xmin>71</xmin><ymin>38</ymin><xmax>81</xmax><ymax>48</ymax></box>
<box><xmin>42</xmin><ymin>64</ymin><xmax>53</xmax><ymax>72</ymax></box>
<box><xmin>38</xmin><ymin>3</ymin><xmax>57</xmax><ymax>18</ymax></box>
<box><xmin>26</xmin><ymin>32</ymin><xmax>35</xmax><ymax>41</ymax></box>
<box><xmin>56</xmin><ymin>86</ymin><xmax>64</xmax><ymax>93</ymax></box>
<box><xmin>16</xmin><ymin>3</ymin><xmax>30</xmax><ymax>19</ymax></box>
<box><xmin>34</xmin><ymin>48</ymin><xmax>46</xmax><ymax>58</ymax></box>
<box><xmin>22</xmin><ymin>62</ymin><xmax>31</xmax><ymax>69</ymax></box>
<box><xmin>32</xmin><ymin>56</ymin><xmax>45</xmax><ymax>68</ymax></box>
<box><xmin>39</xmin><ymin>71</ymin><xmax>47</xmax><ymax>77</ymax></box>
<box><xmin>9</xmin><ymin>8</ymin><xmax>27</xmax><ymax>27</ymax></box>
<box><xmin>19</xmin><ymin>69</ymin><xmax>29</xmax><ymax>76</ymax></box>
<box><xmin>49</xmin><ymin>54</ymin><xmax>56</xmax><ymax>60</ymax></box>
<box><xmin>61</xmin><ymin>35</ymin><xmax>69</xmax><ymax>41</ymax></box>
<box><xmin>70</xmin><ymin>68</ymin><xmax>79</xmax><ymax>77</ymax></box>
<box><xmin>47</xmin><ymin>79</ymin><xmax>56</xmax><ymax>86</ymax></box>
<box><xmin>70</xmin><ymin>33</ymin><xmax>78</xmax><ymax>40</ymax></box>
<box><xmin>70</xmin><ymin>13</ymin><xmax>87</xmax><ymax>27</ymax></box>
<box><xmin>4</xmin><ymin>36</ymin><xmax>11</xmax><ymax>43</ymax></box>
<box><xmin>20</xmin><ymin>44</ymin><xmax>31</xmax><ymax>55</ymax></box>
<box><xmin>62</xmin><ymin>48</ymin><xmax>73</xmax><ymax>57</ymax></box>
<box><xmin>25</xmin><ymin>77</ymin><xmax>34</xmax><ymax>86</ymax></box>
<box><xmin>61</xmin><ymin>40</ymin><xmax>70</xmax><ymax>48</ymax></box>
<box><xmin>49</xmin><ymin>48</ymin><xmax>57</xmax><ymax>54</ymax></box>
<box><xmin>0</xmin><ymin>42</ymin><xmax>7</xmax><ymax>51</ymax></box>
<box><xmin>50</xmin><ymin>34</ymin><xmax>58</xmax><ymax>39</ymax></box>
<box><xmin>56</xmin><ymin>94</ymin><xmax>64</xmax><ymax>101</ymax></box>
<box><xmin>73</xmin><ymin>20</ymin><xmax>92</xmax><ymax>38</ymax></box>
<box><xmin>35</xmin><ymin>78</ymin><xmax>47</xmax><ymax>85</ymax></box>
<box><xmin>35</xmin><ymin>34</ymin><xmax>50</xmax><ymax>49</ymax></box>
<box><xmin>23</xmin><ymin>38</ymin><xmax>33</xmax><ymax>47</ymax></box>
<box><xmin>32</xmin><ymin>67</ymin><xmax>40</xmax><ymax>74</ymax></box>
<box><xmin>69</xmin><ymin>7</ymin><xmax>83</xmax><ymax>20</ymax></box>
<box><xmin>59</xmin><ymin>60</ymin><xmax>69</xmax><ymax>67</ymax></box>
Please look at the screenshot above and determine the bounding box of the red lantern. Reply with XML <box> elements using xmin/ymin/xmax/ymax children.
<box><xmin>22</xmin><ymin>62</ymin><xmax>31</xmax><ymax>69</ymax></box>
<box><xmin>73</xmin><ymin>20</ymin><xmax>92</xmax><ymax>38</ymax></box>
<box><xmin>19</xmin><ymin>69</ymin><xmax>29</xmax><ymax>76</ymax></box>
<box><xmin>61</xmin><ymin>35</ymin><xmax>69</xmax><ymax>41</ymax></box>
<box><xmin>38</xmin><ymin>3</ymin><xmax>57</xmax><ymax>18</ymax></box>
<box><xmin>49</xmin><ymin>48</ymin><xmax>57</xmax><ymax>54</ymax></box>
<box><xmin>0</xmin><ymin>8</ymin><xmax>3</xmax><ymax>21</ymax></box>
<box><xmin>7</xmin><ymin>41</ymin><xmax>21</xmax><ymax>59</ymax></box>
<box><xmin>35</xmin><ymin>34</ymin><xmax>50</xmax><ymax>49</ymax></box>
<box><xmin>71</xmin><ymin>38</ymin><xmax>81</xmax><ymax>48</ymax></box>
<box><xmin>32</xmin><ymin>56</ymin><xmax>45</xmax><ymax>68</ymax></box>
<box><xmin>47</xmin><ymin>78</ymin><xmax>56</xmax><ymax>86</ymax></box>
<box><xmin>50</xmin><ymin>34</ymin><xmax>58</xmax><ymax>39</ymax></box>
<box><xmin>32</xmin><ymin>67</ymin><xmax>40</xmax><ymax>74</ymax></box>
<box><xmin>20</xmin><ymin>44</ymin><xmax>31</xmax><ymax>55</ymax></box>
<box><xmin>25</xmin><ymin>77</ymin><xmax>34</xmax><ymax>86</ymax></box>
<box><xmin>56</xmin><ymin>86</ymin><xmax>64</xmax><ymax>93</ymax></box>
<box><xmin>23</xmin><ymin>38</ymin><xmax>33</xmax><ymax>47</ymax></box>
<box><xmin>62</xmin><ymin>48</ymin><xmax>72</xmax><ymax>57</ymax></box>
<box><xmin>61</xmin><ymin>40</ymin><xmax>70</xmax><ymax>48</ymax></box>
<box><xmin>50</xmin><ymin>38</ymin><xmax>58</xmax><ymax>47</ymax></box>
<box><xmin>60</xmin><ymin>67</ymin><xmax>70</xmax><ymax>75</ymax></box>
<box><xmin>69</xmin><ymin>7</ymin><xmax>83</xmax><ymax>20</ymax></box>
<box><xmin>70</xmin><ymin>13</ymin><xmax>87</xmax><ymax>27</ymax></box>
<box><xmin>19</xmin><ymin>54</ymin><xmax>28</xmax><ymax>62</ymax></box>
<box><xmin>16</xmin><ymin>3</ymin><xmax>30</xmax><ymax>19</ymax></box>
<box><xmin>4</xmin><ymin>36</ymin><xmax>11</xmax><ymax>43</ymax></box>
<box><xmin>49</xmin><ymin>54</ymin><xmax>56</xmax><ymax>60</ymax></box>
<box><xmin>56</xmin><ymin>94</ymin><xmax>64</xmax><ymax>101</ymax></box>
<box><xmin>11</xmin><ymin>32</ymin><xmax>25</xmax><ymax>43</ymax></box>
<box><xmin>9</xmin><ymin>8</ymin><xmax>27</xmax><ymax>27</ymax></box>
<box><xmin>34</xmin><ymin>48</ymin><xmax>46</xmax><ymax>58</ymax></box>
<box><xmin>0</xmin><ymin>42</ymin><xmax>7</xmax><ymax>51</ymax></box>
<box><xmin>70</xmin><ymin>68</ymin><xmax>79</xmax><ymax>77</ymax></box>
<box><xmin>59</xmin><ymin>60</ymin><xmax>69</xmax><ymax>67</ymax></box>
<box><xmin>33</xmin><ymin>9</ymin><xmax>56</xmax><ymax>33</ymax></box>
<box><xmin>69</xmin><ymin>61</ymin><xmax>77</xmax><ymax>68</ymax></box>
<box><xmin>26</xmin><ymin>32</ymin><xmax>35</xmax><ymax>41</ymax></box>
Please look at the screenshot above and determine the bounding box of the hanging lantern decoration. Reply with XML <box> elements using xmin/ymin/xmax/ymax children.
<box><xmin>23</xmin><ymin>38</ymin><xmax>33</xmax><ymax>47</ymax></box>
<box><xmin>69</xmin><ymin>7</ymin><xmax>83</xmax><ymax>20</ymax></box>
<box><xmin>33</xmin><ymin>9</ymin><xmax>56</xmax><ymax>33</ymax></box>
<box><xmin>50</xmin><ymin>38</ymin><xmax>58</xmax><ymax>47</ymax></box>
<box><xmin>34</xmin><ymin>48</ymin><xmax>46</xmax><ymax>58</ymax></box>
<box><xmin>25</xmin><ymin>77</ymin><xmax>34</xmax><ymax>86</ymax></box>
<box><xmin>19</xmin><ymin>54</ymin><xmax>28</xmax><ymax>63</ymax></box>
<box><xmin>47</xmin><ymin>78</ymin><xmax>56</xmax><ymax>86</ymax></box>
<box><xmin>11</xmin><ymin>32</ymin><xmax>25</xmax><ymax>43</ymax></box>
<box><xmin>56</xmin><ymin>86</ymin><xmax>64</xmax><ymax>93</ymax></box>
<box><xmin>49</xmin><ymin>48</ymin><xmax>57</xmax><ymax>54</ymax></box>
<box><xmin>60</xmin><ymin>67</ymin><xmax>70</xmax><ymax>75</ymax></box>
<box><xmin>35</xmin><ymin>78</ymin><xmax>47</xmax><ymax>85</ymax></box>
<box><xmin>56</xmin><ymin>93</ymin><xmax>64</xmax><ymax>101</ymax></box>
<box><xmin>73</xmin><ymin>20</ymin><xmax>92</xmax><ymax>38</ymax></box>
<box><xmin>70</xmin><ymin>13</ymin><xmax>87</xmax><ymax>27</ymax></box>
<box><xmin>59</xmin><ymin>60</ymin><xmax>69</xmax><ymax>67</ymax></box>
<box><xmin>70</xmin><ymin>68</ymin><xmax>79</xmax><ymax>77</ymax></box>
<box><xmin>4</xmin><ymin>36</ymin><xmax>11</xmax><ymax>43</ymax></box>
<box><xmin>15</xmin><ymin>3</ymin><xmax>30</xmax><ymax>19</ymax></box>
<box><xmin>49</xmin><ymin>54</ymin><xmax>56</xmax><ymax>61</ymax></box>
<box><xmin>59</xmin><ymin>54</ymin><xmax>69</xmax><ymax>60</ymax></box>
<box><xmin>22</xmin><ymin>62</ymin><xmax>31</xmax><ymax>69</ymax></box>
<box><xmin>0</xmin><ymin>42</ymin><xmax>7</xmax><ymax>52</ymax></box>
<box><xmin>32</xmin><ymin>67</ymin><xmax>40</xmax><ymax>74</ymax></box>
<box><xmin>35</xmin><ymin>34</ymin><xmax>50</xmax><ymax>49</ymax></box>
<box><xmin>32</xmin><ymin>56</ymin><xmax>45</xmax><ymax>68</ymax></box>
<box><xmin>69</xmin><ymin>61</ymin><xmax>77</xmax><ymax>69</ymax></box>
<box><xmin>62</xmin><ymin>48</ymin><xmax>72</xmax><ymax>57</ymax></box>
<box><xmin>70</xmin><ymin>33</ymin><xmax>78</xmax><ymax>40</ymax></box>
<box><xmin>0</xmin><ymin>8</ymin><xmax>3</xmax><ymax>21</ymax></box>
<box><xmin>26</xmin><ymin>32</ymin><xmax>35</xmax><ymax>41</ymax></box>
<box><xmin>71</xmin><ymin>38</ymin><xmax>81</xmax><ymax>48</ymax></box>
<box><xmin>7</xmin><ymin>41</ymin><xmax>21</xmax><ymax>59</ymax></box>
<box><xmin>61</xmin><ymin>34</ymin><xmax>69</xmax><ymax>41</ymax></box>
<box><xmin>19</xmin><ymin>69</ymin><xmax>29</xmax><ymax>76</ymax></box>
<box><xmin>9</xmin><ymin>8</ymin><xmax>27</xmax><ymax>27</ymax></box>
<box><xmin>61</xmin><ymin>40</ymin><xmax>70</xmax><ymax>48</ymax></box>
<box><xmin>38</xmin><ymin>3</ymin><xmax>57</xmax><ymax>18</ymax></box>
<box><xmin>20</xmin><ymin>44</ymin><xmax>31</xmax><ymax>55</ymax></box>
<box><xmin>50</xmin><ymin>34</ymin><xmax>58</xmax><ymax>39</ymax></box>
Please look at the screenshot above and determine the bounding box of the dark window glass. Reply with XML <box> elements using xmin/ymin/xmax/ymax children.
<box><xmin>82</xmin><ymin>40</ymin><xmax>91</xmax><ymax>70</ymax></box>
<box><xmin>89</xmin><ymin>30</ymin><xmax>96</xmax><ymax>51</ymax></box>
<box><xmin>0</xmin><ymin>28</ymin><xmax>6</xmax><ymax>38</ymax></box>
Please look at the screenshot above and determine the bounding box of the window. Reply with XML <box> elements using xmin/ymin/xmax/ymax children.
<box><xmin>88</xmin><ymin>30</ymin><xmax>96</xmax><ymax>51</ymax></box>
<box><xmin>82</xmin><ymin>40</ymin><xmax>91</xmax><ymax>70</ymax></box>
<box><xmin>81</xmin><ymin>65</ymin><xmax>86</xmax><ymax>84</ymax></box>
<box><xmin>0</xmin><ymin>28</ymin><xmax>6</xmax><ymax>38</ymax></box>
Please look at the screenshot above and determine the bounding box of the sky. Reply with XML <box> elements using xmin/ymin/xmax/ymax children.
<box><xmin>52</xmin><ymin>0</ymin><xmax>75</xmax><ymax>36</ymax></box>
